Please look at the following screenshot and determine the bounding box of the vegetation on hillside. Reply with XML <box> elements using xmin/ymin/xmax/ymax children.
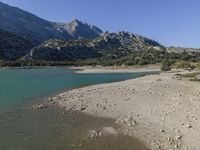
<box><xmin>0</xmin><ymin>29</ymin><xmax>33</xmax><ymax>60</ymax></box>
<box><xmin>0</xmin><ymin>48</ymin><xmax>200</xmax><ymax>68</ymax></box>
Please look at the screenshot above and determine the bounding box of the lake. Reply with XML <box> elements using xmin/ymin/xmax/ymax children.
<box><xmin>0</xmin><ymin>67</ymin><xmax>152</xmax><ymax>110</ymax></box>
<box><xmin>0</xmin><ymin>67</ymin><xmax>152</xmax><ymax>150</ymax></box>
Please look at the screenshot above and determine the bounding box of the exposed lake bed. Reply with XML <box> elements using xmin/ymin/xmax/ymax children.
<box><xmin>0</xmin><ymin>105</ymin><xmax>149</xmax><ymax>150</ymax></box>
<box><xmin>52</xmin><ymin>67</ymin><xmax>200</xmax><ymax>150</ymax></box>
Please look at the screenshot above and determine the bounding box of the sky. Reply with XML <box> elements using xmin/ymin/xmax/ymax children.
<box><xmin>1</xmin><ymin>0</ymin><xmax>200</xmax><ymax>48</ymax></box>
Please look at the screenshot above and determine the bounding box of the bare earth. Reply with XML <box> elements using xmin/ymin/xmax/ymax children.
<box><xmin>71</xmin><ymin>65</ymin><xmax>160</xmax><ymax>73</ymax></box>
<box><xmin>49</xmin><ymin>67</ymin><xmax>200</xmax><ymax>150</ymax></box>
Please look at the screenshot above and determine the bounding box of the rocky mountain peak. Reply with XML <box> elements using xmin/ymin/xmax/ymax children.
<box><xmin>64</xmin><ymin>19</ymin><xmax>103</xmax><ymax>39</ymax></box>
<box><xmin>91</xmin><ymin>31</ymin><xmax>162</xmax><ymax>51</ymax></box>
<box><xmin>66</xmin><ymin>18</ymin><xmax>83</xmax><ymax>33</ymax></box>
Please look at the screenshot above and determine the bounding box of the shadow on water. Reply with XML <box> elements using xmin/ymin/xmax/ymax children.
<box><xmin>0</xmin><ymin>106</ymin><xmax>149</xmax><ymax>150</ymax></box>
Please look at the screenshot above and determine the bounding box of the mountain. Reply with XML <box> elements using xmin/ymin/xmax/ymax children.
<box><xmin>26</xmin><ymin>32</ymin><xmax>163</xmax><ymax>61</ymax></box>
<box><xmin>0</xmin><ymin>1</ymin><xmax>69</xmax><ymax>44</ymax></box>
<box><xmin>0</xmin><ymin>1</ymin><xmax>102</xmax><ymax>45</ymax></box>
<box><xmin>26</xmin><ymin>39</ymin><xmax>100</xmax><ymax>61</ymax></box>
<box><xmin>0</xmin><ymin>29</ymin><xmax>34</xmax><ymax>60</ymax></box>
<box><xmin>54</xmin><ymin>19</ymin><xmax>103</xmax><ymax>39</ymax></box>
<box><xmin>0</xmin><ymin>0</ymin><xmax>163</xmax><ymax>62</ymax></box>
<box><xmin>167</xmin><ymin>46</ymin><xmax>200</xmax><ymax>53</ymax></box>
<box><xmin>91</xmin><ymin>32</ymin><xmax>162</xmax><ymax>51</ymax></box>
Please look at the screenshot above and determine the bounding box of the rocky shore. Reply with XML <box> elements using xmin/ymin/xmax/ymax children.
<box><xmin>37</xmin><ymin>68</ymin><xmax>200</xmax><ymax>150</ymax></box>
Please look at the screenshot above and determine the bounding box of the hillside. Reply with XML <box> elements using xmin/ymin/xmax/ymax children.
<box><xmin>0</xmin><ymin>1</ymin><xmax>102</xmax><ymax>45</ymax></box>
<box><xmin>25</xmin><ymin>32</ymin><xmax>163</xmax><ymax>61</ymax></box>
<box><xmin>0</xmin><ymin>1</ymin><xmax>199</xmax><ymax>67</ymax></box>
<box><xmin>54</xmin><ymin>19</ymin><xmax>103</xmax><ymax>39</ymax></box>
<box><xmin>0</xmin><ymin>29</ymin><xmax>33</xmax><ymax>60</ymax></box>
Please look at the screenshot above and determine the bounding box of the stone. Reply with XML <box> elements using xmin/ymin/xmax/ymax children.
<box><xmin>160</xmin><ymin>129</ymin><xmax>165</xmax><ymax>133</ymax></box>
<box><xmin>33</xmin><ymin>103</ymin><xmax>47</xmax><ymax>110</ymax></box>
<box><xmin>175</xmin><ymin>135</ymin><xmax>182</xmax><ymax>140</ymax></box>
<box><xmin>80</xmin><ymin>106</ymin><xmax>87</xmax><ymax>111</ymax></box>
<box><xmin>186</xmin><ymin>124</ymin><xmax>192</xmax><ymax>128</ymax></box>
<box><xmin>88</xmin><ymin>130</ymin><xmax>103</xmax><ymax>138</ymax></box>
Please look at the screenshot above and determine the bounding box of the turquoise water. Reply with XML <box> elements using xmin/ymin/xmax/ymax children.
<box><xmin>0</xmin><ymin>68</ymin><xmax>152</xmax><ymax>110</ymax></box>
<box><xmin>0</xmin><ymin>68</ymin><xmax>152</xmax><ymax>150</ymax></box>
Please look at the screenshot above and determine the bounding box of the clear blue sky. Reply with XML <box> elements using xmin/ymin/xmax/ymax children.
<box><xmin>1</xmin><ymin>0</ymin><xmax>200</xmax><ymax>48</ymax></box>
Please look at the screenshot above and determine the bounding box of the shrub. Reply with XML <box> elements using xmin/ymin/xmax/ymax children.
<box><xmin>174</xmin><ymin>61</ymin><xmax>191</xmax><ymax>69</ymax></box>
<box><xmin>160</xmin><ymin>59</ymin><xmax>172</xmax><ymax>71</ymax></box>
<box><xmin>197</xmin><ymin>62</ymin><xmax>200</xmax><ymax>69</ymax></box>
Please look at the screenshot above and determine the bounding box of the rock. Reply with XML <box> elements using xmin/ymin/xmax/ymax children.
<box><xmin>33</xmin><ymin>103</ymin><xmax>47</xmax><ymax>110</ymax></box>
<box><xmin>175</xmin><ymin>135</ymin><xmax>182</xmax><ymax>140</ymax></box>
<box><xmin>88</xmin><ymin>130</ymin><xmax>103</xmax><ymax>138</ymax></box>
<box><xmin>160</xmin><ymin>129</ymin><xmax>165</xmax><ymax>133</ymax></box>
<box><xmin>174</xmin><ymin>144</ymin><xmax>179</xmax><ymax>148</ymax></box>
<box><xmin>116</xmin><ymin>115</ymin><xmax>136</xmax><ymax>127</ymax></box>
<box><xmin>80</xmin><ymin>106</ymin><xmax>87</xmax><ymax>111</ymax></box>
<box><xmin>157</xmin><ymin>79</ymin><xmax>162</xmax><ymax>81</ymax></box>
<box><xmin>167</xmin><ymin>137</ymin><xmax>174</xmax><ymax>142</ymax></box>
<box><xmin>155</xmin><ymin>145</ymin><xmax>161</xmax><ymax>149</ymax></box>
<box><xmin>186</xmin><ymin>124</ymin><xmax>192</xmax><ymax>128</ymax></box>
<box><xmin>192</xmin><ymin>116</ymin><xmax>197</xmax><ymax>120</ymax></box>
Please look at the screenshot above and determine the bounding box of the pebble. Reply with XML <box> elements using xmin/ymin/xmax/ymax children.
<box><xmin>185</xmin><ymin>124</ymin><xmax>192</xmax><ymax>128</ymax></box>
<box><xmin>33</xmin><ymin>103</ymin><xmax>47</xmax><ymax>110</ymax></box>
<box><xmin>160</xmin><ymin>129</ymin><xmax>165</xmax><ymax>133</ymax></box>
<box><xmin>80</xmin><ymin>106</ymin><xmax>87</xmax><ymax>111</ymax></box>
<box><xmin>88</xmin><ymin>130</ymin><xmax>103</xmax><ymax>138</ymax></box>
<box><xmin>175</xmin><ymin>135</ymin><xmax>182</xmax><ymax>140</ymax></box>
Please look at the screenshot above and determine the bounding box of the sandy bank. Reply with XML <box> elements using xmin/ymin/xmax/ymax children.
<box><xmin>71</xmin><ymin>65</ymin><xmax>160</xmax><ymax>73</ymax></box>
<box><xmin>48</xmin><ymin>69</ymin><xmax>200</xmax><ymax>150</ymax></box>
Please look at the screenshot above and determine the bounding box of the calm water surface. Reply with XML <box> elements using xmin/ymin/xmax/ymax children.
<box><xmin>0</xmin><ymin>68</ymin><xmax>152</xmax><ymax>110</ymax></box>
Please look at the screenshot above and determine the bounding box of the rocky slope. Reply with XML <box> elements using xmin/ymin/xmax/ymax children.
<box><xmin>0</xmin><ymin>1</ymin><xmax>69</xmax><ymax>44</ymax></box>
<box><xmin>26</xmin><ymin>32</ymin><xmax>164</xmax><ymax>61</ymax></box>
<box><xmin>0</xmin><ymin>1</ymin><xmax>103</xmax><ymax>60</ymax></box>
<box><xmin>91</xmin><ymin>32</ymin><xmax>162</xmax><ymax>51</ymax></box>
<box><xmin>54</xmin><ymin>19</ymin><xmax>103</xmax><ymax>39</ymax></box>
<box><xmin>27</xmin><ymin>39</ymin><xmax>100</xmax><ymax>61</ymax></box>
<box><xmin>2</xmin><ymin>1</ymin><xmax>198</xmax><ymax>64</ymax></box>
<box><xmin>0</xmin><ymin>29</ymin><xmax>34</xmax><ymax>60</ymax></box>
<box><xmin>0</xmin><ymin>1</ymin><xmax>102</xmax><ymax>45</ymax></box>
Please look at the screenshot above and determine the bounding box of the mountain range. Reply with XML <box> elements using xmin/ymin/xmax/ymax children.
<box><xmin>0</xmin><ymin>1</ymin><xmax>199</xmax><ymax>66</ymax></box>
<box><xmin>0</xmin><ymin>1</ymin><xmax>102</xmax><ymax>43</ymax></box>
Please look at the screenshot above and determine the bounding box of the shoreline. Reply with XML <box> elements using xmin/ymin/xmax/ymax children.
<box><xmin>46</xmin><ymin>68</ymin><xmax>200</xmax><ymax>150</ymax></box>
<box><xmin>0</xmin><ymin>65</ymin><xmax>160</xmax><ymax>73</ymax></box>
<box><xmin>71</xmin><ymin>64</ymin><xmax>160</xmax><ymax>74</ymax></box>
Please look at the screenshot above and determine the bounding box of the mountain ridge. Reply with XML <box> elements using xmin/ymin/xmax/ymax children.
<box><xmin>0</xmin><ymin>28</ymin><xmax>34</xmax><ymax>60</ymax></box>
<box><xmin>0</xmin><ymin>1</ymin><xmax>165</xmax><ymax>61</ymax></box>
<box><xmin>0</xmin><ymin>1</ymin><xmax>103</xmax><ymax>44</ymax></box>
<box><xmin>1</xmin><ymin>1</ymin><xmax>199</xmax><ymax>67</ymax></box>
<box><xmin>25</xmin><ymin>31</ymin><xmax>163</xmax><ymax>61</ymax></box>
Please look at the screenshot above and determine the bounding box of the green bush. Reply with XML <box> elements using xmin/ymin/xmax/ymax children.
<box><xmin>160</xmin><ymin>59</ymin><xmax>172</xmax><ymax>71</ymax></box>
